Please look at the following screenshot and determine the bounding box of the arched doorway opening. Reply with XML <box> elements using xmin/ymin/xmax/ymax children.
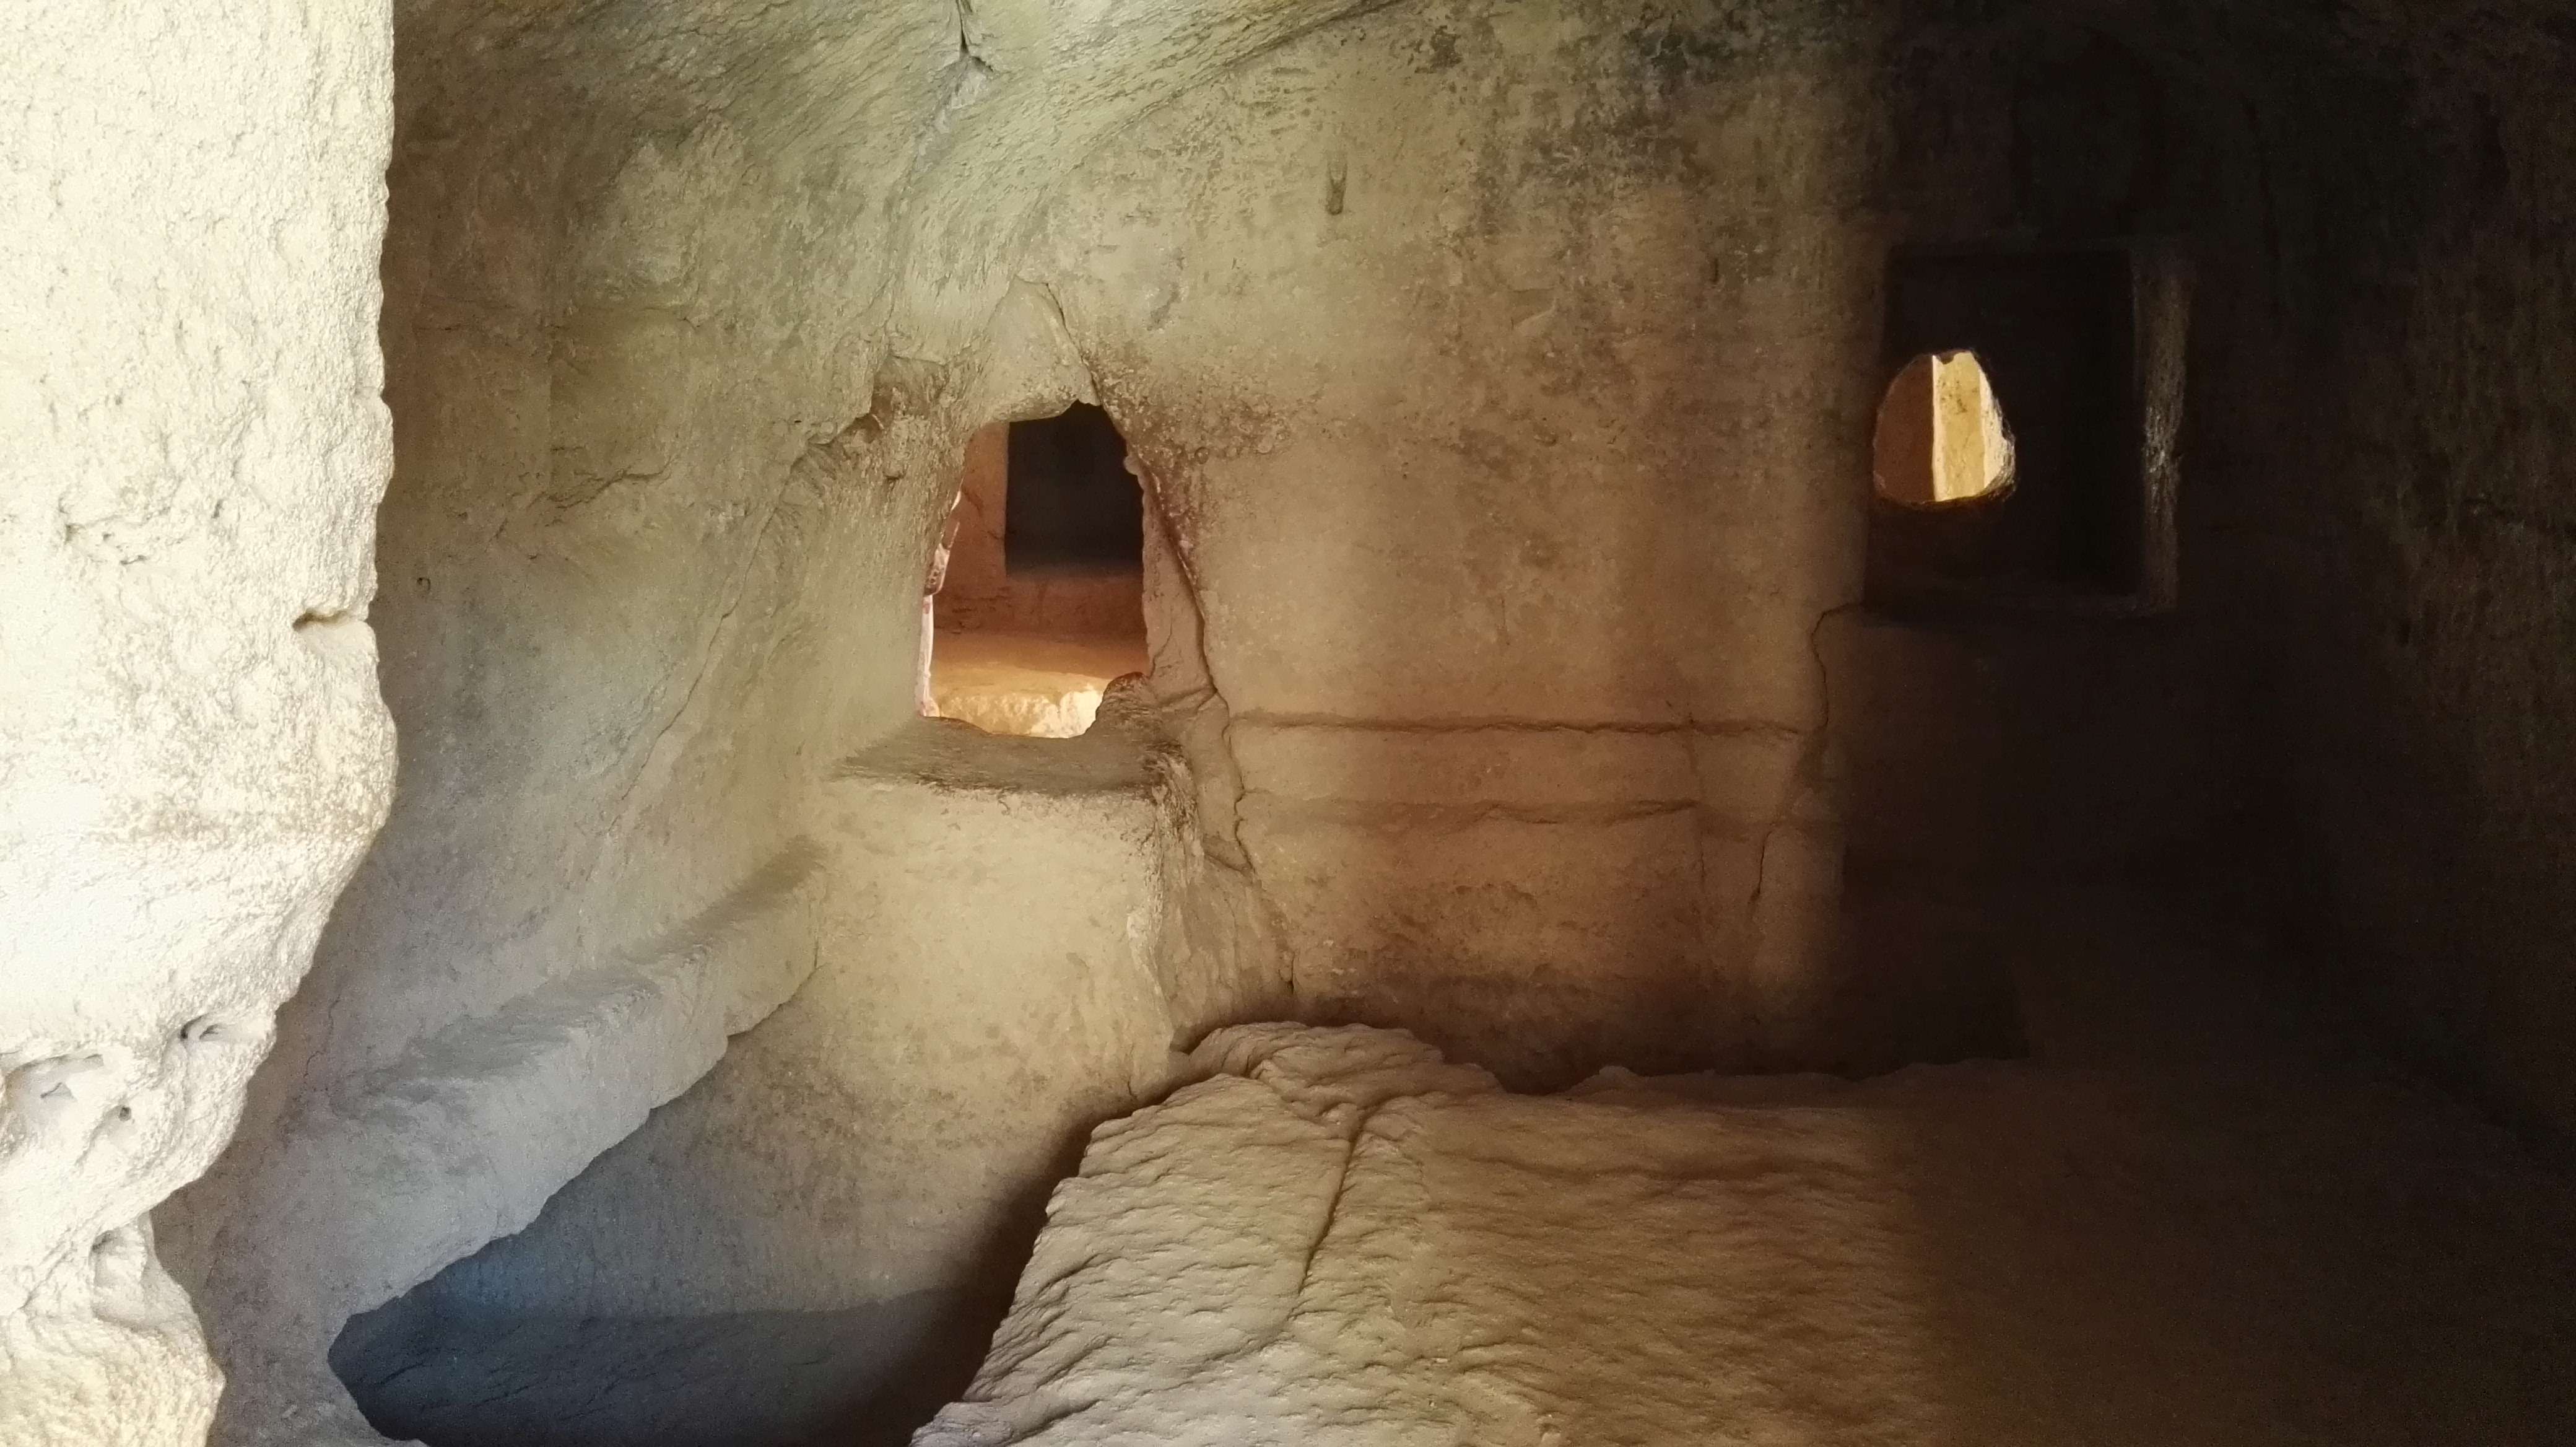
<box><xmin>1871</xmin><ymin>349</ymin><xmax>2016</xmax><ymax>509</ymax></box>
<box><xmin>919</xmin><ymin>403</ymin><xmax>1147</xmax><ymax>737</ymax></box>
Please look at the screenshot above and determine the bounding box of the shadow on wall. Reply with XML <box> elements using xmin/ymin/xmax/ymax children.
<box><xmin>318</xmin><ymin>697</ymin><xmax>1174</xmax><ymax>1447</ymax></box>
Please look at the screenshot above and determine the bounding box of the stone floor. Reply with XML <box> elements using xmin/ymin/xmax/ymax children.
<box><xmin>330</xmin><ymin>890</ymin><xmax>2576</xmax><ymax>1446</ymax></box>
<box><xmin>922</xmin><ymin>893</ymin><xmax>2576</xmax><ymax>1447</ymax></box>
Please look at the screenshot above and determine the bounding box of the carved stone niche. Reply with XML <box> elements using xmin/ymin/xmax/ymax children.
<box><xmin>1866</xmin><ymin>240</ymin><xmax>2190</xmax><ymax>618</ymax></box>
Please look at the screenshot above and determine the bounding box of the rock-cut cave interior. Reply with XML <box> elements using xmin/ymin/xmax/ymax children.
<box><xmin>7</xmin><ymin>3</ymin><xmax>2576</xmax><ymax>1446</ymax></box>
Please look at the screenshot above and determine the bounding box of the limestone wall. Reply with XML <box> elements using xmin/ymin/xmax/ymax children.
<box><xmin>154</xmin><ymin>0</ymin><xmax>1385</xmax><ymax>1438</ymax></box>
<box><xmin>176</xmin><ymin>7</ymin><xmax>2235</xmax><ymax>1432</ymax></box>
<box><xmin>1039</xmin><ymin>0</ymin><xmax>1892</xmax><ymax>1084</ymax></box>
<box><xmin>0</xmin><ymin>4</ymin><xmax>396</xmax><ymax>1445</ymax></box>
<box><xmin>157</xmin><ymin>7</ymin><xmax>918</xmax><ymax>1430</ymax></box>
<box><xmin>464</xmin><ymin>12</ymin><xmax>2190</xmax><ymax>1379</ymax></box>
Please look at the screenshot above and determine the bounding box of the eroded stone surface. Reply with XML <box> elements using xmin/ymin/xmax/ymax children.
<box><xmin>176</xmin><ymin>843</ymin><xmax>824</xmax><ymax>1443</ymax></box>
<box><xmin>924</xmin><ymin>1020</ymin><xmax>2576</xmax><ymax>1446</ymax></box>
<box><xmin>0</xmin><ymin>4</ymin><xmax>394</xmax><ymax>1443</ymax></box>
<box><xmin>1031</xmin><ymin>0</ymin><xmax>1882</xmax><ymax>1080</ymax></box>
<box><xmin>165</xmin><ymin>0</ymin><xmax>1371</xmax><ymax>1432</ymax></box>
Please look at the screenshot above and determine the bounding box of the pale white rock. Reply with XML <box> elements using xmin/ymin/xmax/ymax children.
<box><xmin>183</xmin><ymin>842</ymin><xmax>825</xmax><ymax>1443</ymax></box>
<box><xmin>921</xmin><ymin>1022</ymin><xmax>2576</xmax><ymax>1446</ymax></box>
<box><xmin>0</xmin><ymin>2</ymin><xmax>396</xmax><ymax>1443</ymax></box>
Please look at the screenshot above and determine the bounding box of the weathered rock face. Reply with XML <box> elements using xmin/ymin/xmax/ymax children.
<box><xmin>0</xmin><ymin>4</ymin><xmax>395</xmax><ymax>1444</ymax></box>
<box><xmin>316</xmin><ymin>12</ymin><xmax>1939</xmax><ymax>1436</ymax></box>
<box><xmin>15</xmin><ymin>0</ymin><xmax>2574</xmax><ymax>1440</ymax></box>
<box><xmin>1795</xmin><ymin>0</ymin><xmax>2576</xmax><ymax>1143</ymax></box>
<box><xmin>406</xmin><ymin>717</ymin><xmax>1188</xmax><ymax>1323</ymax></box>
<box><xmin>1035</xmin><ymin>0</ymin><xmax>1891</xmax><ymax>1083</ymax></box>
<box><xmin>156</xmin><ymin>0</ymin><xmax>1388</xmax><ymax>1438</ymax></box>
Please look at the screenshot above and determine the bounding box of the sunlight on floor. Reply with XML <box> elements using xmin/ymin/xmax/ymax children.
<box><xmin>925</xmin><ymin>631</ymin><xmax>1147</xmax><ymax>738</ymax></box>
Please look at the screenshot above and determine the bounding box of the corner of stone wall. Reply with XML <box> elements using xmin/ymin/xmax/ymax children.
<box><xmin>1135</xmin><ymin>465</ymin><xmax>1296</xmax><ymax>1042</ymax></box>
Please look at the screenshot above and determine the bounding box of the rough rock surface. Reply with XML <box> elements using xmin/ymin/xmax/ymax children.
<box><xmin>401</xmin><ymin>717</ymin><xmax>1185</xmax><ymax>1327</ymax></box>
<box><xmin>164</xmin><ymin>0</ymin><xmax>1359</xmax><ymax>1429</ymax></box>
<box><xmin>0</xmin><ymin>4</ymin><xmax>394</xmax><ymax>1444</ymax></box>
<box><xmin>924</xmin><ymin>1010</ymin><xmax>2576</xmax><ymax>1446</ymax></box>
<box><xmin>169</xmin><ymin>844</ymin><xmax>822</xmax><ymax>1445</ymax></box>
<box><xmin>1029</xmin><ymin>0</ymin><xmax>1883</xmax><ymax>1083</ymax></box>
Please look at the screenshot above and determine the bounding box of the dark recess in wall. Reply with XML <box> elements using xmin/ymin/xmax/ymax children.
<box><xmin>1005</xmin><ymin>403</ymin><xmax>1142</xmax><ymax>574</ymax></box>
<box><xmin>1868</xmin><ymin>241</ymin><xmax>2185</xmax><ymax>615</ymax></box>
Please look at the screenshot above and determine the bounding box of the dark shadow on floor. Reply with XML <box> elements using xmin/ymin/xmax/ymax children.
<box><xmin>1892</xmin><ymin>883</ymin><xmax>2576</xmax><ymax>1446</ymax></box>
<box><xmin>332</xmin><ymin>1285</ymin><xmax>1015</xmax><ymax>1447</ymax></box>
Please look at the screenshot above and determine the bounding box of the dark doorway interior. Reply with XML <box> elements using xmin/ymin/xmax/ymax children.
<box><xmin>1005</xmin><ymin>403</ymin><xmax>1144</xmax><ymax>574</ymax></box>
